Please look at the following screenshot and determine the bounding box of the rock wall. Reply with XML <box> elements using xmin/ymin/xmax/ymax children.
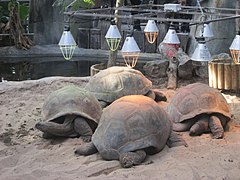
<box><xmin>29</xmin><ymin>0</ymin><xmax>97</xmax><ymax>45</ymax></box>
<box><xmin>29</xmin><ymin>0</ymin><xmax>63</xmax><ymax>45</ymax></box>
<box><xmin>187</xmin><ymin>0</ymin><xmax>237</xmax><ymax>57</ymax></box>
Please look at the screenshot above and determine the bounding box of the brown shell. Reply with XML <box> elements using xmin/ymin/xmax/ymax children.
<box><xmin>92</xmin><ymin>95</ymin><xmax>171</xmax><ymax>160</ymax></box>
<box><xmin>85</xmin><ymin>66</ymin><xmax>152</xmax><ymax>103</ymax></box>
<box><xmin>166</xmin><ymin>83</ymin><xmax>231</xmax><ymax>123</ymax></box>
<box><xmin>42</xmin><ymin>85</ymin><xmax>102</xmax><ymax>127</ymax></box>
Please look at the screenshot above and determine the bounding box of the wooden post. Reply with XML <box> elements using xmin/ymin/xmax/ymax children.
<box><xmin>208</xmin><ymin>62</ymin><xmax>213</xmax><ymax>87</ymax></box>
<box><xmin>224</xmin><ymin>63</ymin><xmax>232</xmax><ymax>90</ymax></box>
<box><xmin>100</xmin><ymin>21</ymin><xmax>110</xmax><ymax>50</ymax></box>
<box><xmin>114</xmin><ymin>0</ymin><xmax>123</xmax><ymax>28</ymax></box>
<box><xmin>231</xmin><ymin>63</ymin><xmax>238</xmax><ymax>90</ymax></box>
<box><xmin>77</xmin><ymin>28</ymin><xmax>90</xmax><ymax>48</ymax></box>
<box><xmin>235</xmin><ymin>0</ymin><xmax>240</xmax><ymax>93</ymax></box>
<box><xmin>144</xmin><ymin>35</ymin><xmax>157</xmax><ymax>53</ymax></box>
<box><xmin>217</xmin><ymin>63</ymin><xmax>224</xmax><ymax>89</ymax></box>
<box><xmin>133</xmin><ymin>31</ymin><xmax>144</xmax><ymax>53</ymax></box>
<box><xmin>212</xmin><ymin>62</ymin><xmax>218</xmax><ymax>89</ymax></box>
<box><xmin>89</xmin><ymin>29</ymin><xmax>101</xmax><ymax>49</ymax></box>
<box><xmin>237</xmin><ymin>64</ymin><xmax>240</xmax><ymax>90</ymax></box>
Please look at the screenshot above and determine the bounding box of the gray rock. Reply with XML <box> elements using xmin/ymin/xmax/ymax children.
<box><xmin>212</xmin><ymin>53</ymin><xmax>232</xmax><ymax>61</ymax></box>
<box><xmin>143</xmin><ymin>60</ymin><xmax>169</xmax><ymax>78</ymax></box>
<box><xmin>176</xmin><ymin>48</ymin><xmax>194</xmax><ymax>80</ymax></box>
<box><xmin>193</xmin><ymin>62</ymin><xmax>209</xmax><ymax>79</ymax></box>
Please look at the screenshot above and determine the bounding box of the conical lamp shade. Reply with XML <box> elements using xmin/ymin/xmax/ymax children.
<box><xmin>162</xmin><ymin>27</ymin><xmax>180</xmax><ymax>44</ymax></box>
<box><xmin>202</xmin><ymin>24</ymin><xmax>214</xmax><ymax>38</ymax></box>
<box><xmin>105</xmin><ymin>25</ymin><xmax>122</xmax><ymax>39</ymax></box>
<box><xmin>105</xmin><ymin>25</ymin><xmax>122</xmax><ymax>51</ymax></box>
<box><xmin>59</xmin><ymin>30</ymin><xmax>77</xmax><ymax>46</ymax></box>
<box><xmin>58</xmin><ymin>30</ymin><xmax>77</xmax><ymax>60</ymax></box>
<box><xmin>144</xmin><ymin>20</ymin><xmax>159</xmax><ymax>33</ymax></box>
<box><xmin>230</xmin><ymin>34</ymin><xmax>240</xmax><ymax>50</ymax></box>
<box><xmin>121</xmin><ymin>36</ymin><xmax>140</xmax><ymax>68</ymax></box>
<box><xmin>144</xmin><ymin>20</ymin><xmax>159</xmax><ymax>44</ymax></box>
<box><xmin>191</xmin><ymin>42</ymin><xmax>212</xmax><ymax>61</ymax></box>
<box><xmin>121</xmin><ymin>36</ymin><xmax>140</xmax><ymax>53</ymax></box>
<box><xmin>229</xmin><ymin>34</ymin><xmax>240</xmax><ymax>64</ymax></box>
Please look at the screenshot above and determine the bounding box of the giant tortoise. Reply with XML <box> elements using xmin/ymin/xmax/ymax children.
<box><xmin>35</xmin><ymin>85</ymin><xmax>102</xmax><ymax>142</ymax></box>
<box><xmin>166</xmin><ymin>83</ymin><xmax>231</xmax><ymax>139</ymax></box>
<box><xmin>75</xmin><ymin>95</ymin><xmax>187</xmax><ymax>168</ymax></box>
<box><xmin>85</xmin><ymin>66</ymin><xmax>166</xmax><ymax>108</ymax></box>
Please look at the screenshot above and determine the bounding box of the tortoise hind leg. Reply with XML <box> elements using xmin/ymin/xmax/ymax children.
<box><xmin>73</xmin><ymin>117</ymin><xmax>93</xmax><ymax>142</ymax></box>
<box><xmin>119</xmin><ymin>150</ymin><xmax>146</xmax><ymax>168</ymax></box>
<box><xmin>209</xmin><ymin>115</ymin><xmax>226</xmax><ymax>139</ymax></box>
<box><xmin>75</xmin><ymin>142</ymin><xmax>98</xmax><ymax>155</ymax></box>
<box><xmin>189</xmin><ymin>116</ymin><xmax>209</xmax><ymax>136</ymax></box>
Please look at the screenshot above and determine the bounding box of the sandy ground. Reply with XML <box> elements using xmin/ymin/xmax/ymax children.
<box><xmin>0</xmin><ymin>76</ymin><xmax>240</xmax><ymax>180</ymax></box>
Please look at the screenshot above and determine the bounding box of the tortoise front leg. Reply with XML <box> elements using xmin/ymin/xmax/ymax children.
<box><xmin>209</xmin><ymin>115</ymin><xmax>225</xmax><ymax>139</ymax></box>
<box><xmin>73</xmin><ymin>117</ymin><xmax>93</xmax><ymax>142</ymax></box>
<box><xmin>42</xmin><ymin>132</ymin><xmax>58</xmax><ymax>139</ymax></box>
<box><xmin>119</xmin><ymin>150</ymin><xmax>146</xmax><ymax>168</ymax></box>
<box><xmin>167</xmin><ymin>131</ymin><xmax>187</xmax><ymax>148</ymax></box>
<box><xmin>35</xmin><ymin>115</ymin><xmax>76</xmax><ymax>137</ymax></box>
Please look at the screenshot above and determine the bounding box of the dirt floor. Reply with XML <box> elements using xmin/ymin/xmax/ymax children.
<box><xmin>0</xmin><ymin>76</ymin><xmax>240</xmax><ymax>180</ymax></box>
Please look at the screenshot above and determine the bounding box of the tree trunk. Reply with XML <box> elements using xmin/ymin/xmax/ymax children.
<box><xmin>167</xmin><ymin>57</ymin><xmax>179</xmax><ymax>89</ymax></box>
<box><xmin>107</xmin><ymin>49</ymin><xmax>118</xmax><ymax>67</ymax></box>
<box><xmin>9</xmin><ymin>5</ymin><xmax>33</xmax><ymax>50</ymax></box>
<box><xmin>107</xmin><ymin>0</ymin><xmax>123</xmax><ymax>68</ymax></box>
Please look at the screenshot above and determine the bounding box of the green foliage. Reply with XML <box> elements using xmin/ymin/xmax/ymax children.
<box><xmin>18</xmin><ymin>4</ymin><xmax>29</xmax><ymax>21</ymax></box>
<box><xmin>0</xmin><ymin>2</ymin><xmax>9</xmax><ymax>23</ymax></box>
<box><xmin>0</xmin><ymin>4</ymin><xmax>9</xmax><ymax>23</ymax></box>
<box><xmin>53</xmin><ymin>0</ymin><xmax>95</xmax><ymax>10</ymax></box>
<box><xmin>7</xmin><ymin>0</ymin><xmax>15</xmax><ymax>12</ymax></box>
<box><xmin>0</xmin><ymin>5</ymin><xmax>2</xmax><ymax>16</ymax></box>
<box><xmin>8</xmin><ymin>0</ymin><xmax>29</xmax><ymax>21</ymax></box>
<box><xmin>0</xmin><ymin>3</ymin><xmax>9</xmax><ymax>17</ymax></box>
<box><xmin>215</xmin><ymin>0</ymin><xmax>223</xmax><ymax>8</ymax></box>
<box><xmin>0</xmin><ymin>0</ymin><xmax>29</xmax><ymax>22</ymax></box>
<box><xmin>52</xmin><ymin>0</ymin><xmax>66</xmax><ymax>7</ymax></box>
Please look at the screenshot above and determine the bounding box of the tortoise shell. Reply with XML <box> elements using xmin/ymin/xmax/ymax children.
<box><xmin>92</xmin><ymin>95</ymin><xmax>171</xmax><ymax>160</ymax></box>
<box><xmin>85</xmin><ymin>66</ymin><xmax>152</xmax><ymax>103</ymax></box>
<box><xmin>166</xmin><ymin>83</ymin><xmax>231</xmax><ymax>123</ymax></box>
<box><xmin>42</xmin><ymin>85</ymin><xmax>102</xmax><ymax>128</ymax></box>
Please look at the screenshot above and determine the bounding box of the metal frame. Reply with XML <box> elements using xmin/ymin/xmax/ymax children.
<box><xmin>64</xmin><ymin>4</ymin><xmax>240</xmax><ymax>25</ymax></box>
